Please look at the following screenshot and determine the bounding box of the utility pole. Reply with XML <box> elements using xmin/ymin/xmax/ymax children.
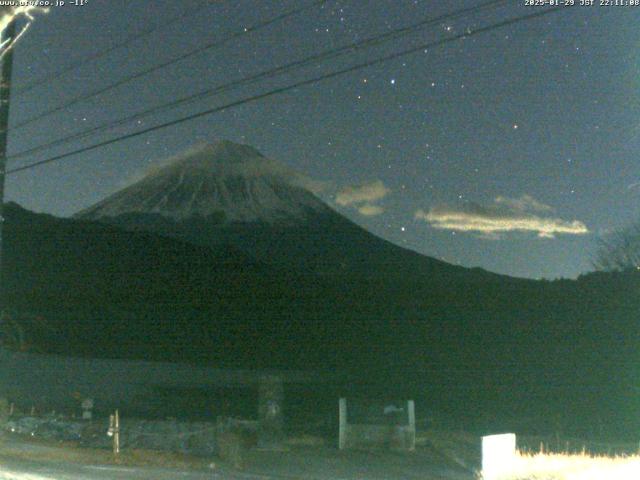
<box><xmin>0</xmin><ymin>17</ymin><xmax>16</xmax><ymax>310</ymax></box>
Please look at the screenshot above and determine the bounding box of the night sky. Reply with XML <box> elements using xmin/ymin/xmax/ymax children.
<box><xmin>5</xmin><ymin>0</ymin><xmax>640</xmax><ymax>279</ymax></box>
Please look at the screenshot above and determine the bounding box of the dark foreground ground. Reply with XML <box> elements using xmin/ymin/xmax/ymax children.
<box><xmin>0</xmin><ymin>431</ymin><xmax>478</xmax><ymax>480</ymax></box>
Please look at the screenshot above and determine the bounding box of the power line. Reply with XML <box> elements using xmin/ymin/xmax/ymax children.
<box><xmin>9</xmin><ymin>0</ymin><xmax>509</xmax><ymax>161</ymax></box>
<box><xmin>11</xmin><ymin>0</ymin><xmax>330</xmax><ymax>130</ymax></box>
<box><xmin>15</xmin><ymin>0</ymin><xmax>213</xmax><ymax>96</ymax></box>
<box><xmin>7</xmin><ymin>6</ymin><xmax>566</xmax><ymax>176</ymax></box>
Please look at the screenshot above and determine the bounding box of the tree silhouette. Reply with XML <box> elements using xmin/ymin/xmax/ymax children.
<box><xmin>593</xmin><ymin>223</ymin><xmax>640</xmax><ymax>271</ymax></box>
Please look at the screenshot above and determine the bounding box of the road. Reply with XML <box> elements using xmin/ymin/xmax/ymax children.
<box><xmin>0</xmin><ymin>458</ymin><xmax>281</xmax><ymax>480</ymax></box>
<box><xmin>0</xmin><ymin>455</ymin><xmax>474</xmax><ymax>480</ymax></box>
<box><xmin>0</xmin><ymin>437</ymin><xmax>475</xmax><ymax>479</ymax></box>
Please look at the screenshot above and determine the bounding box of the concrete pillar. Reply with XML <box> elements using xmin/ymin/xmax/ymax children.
<box><xmin>407</xmin><ymin>400</ymin><xmax>415</xmax><ymax>451</ymax></box>
<box><xmin>257</xmin><ymin>375</ymin><xmax>284</xmax><ymax>449</ymax></box>
<box><xmin>338</xmin><ymin>398</ymin><xmax>347</xmax><ymax>450</ymax></box>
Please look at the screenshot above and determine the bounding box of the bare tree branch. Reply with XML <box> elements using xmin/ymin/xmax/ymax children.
<box><xmin>593</xmin><ymin>223</ymin><xmax>640</xmax><ymax>271</ymax></box>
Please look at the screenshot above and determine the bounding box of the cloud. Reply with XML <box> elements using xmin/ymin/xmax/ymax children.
<box><xmin>415</xmin><ymin>195</ymin><xmax>588</xmax><ymax>239</ymax></box>
<box><xmin>335</xmin><ymin>180</ymin><xmax>390</xmax><ymax>206</ymax></box>
<box><xmin>357</xmin><ymin>204</ymin><xmax>384</xmax><ymax>216</ymax></box>
<box><xmin>494</xmin><ymin>194</ymin><xmax>553</xmax><ymax>213</ymax></box>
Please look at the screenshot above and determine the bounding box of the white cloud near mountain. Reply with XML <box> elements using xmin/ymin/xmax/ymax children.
<box><xmin>494</xmin><ymin>194</ymin><xmax>553</xmax><ymax>213</ymax></box>
<box><xmin>357</xmin><ymin>204</ymin><xmax>384</xmax><ymax>216</ymax></box>
<box><xmin>335</xmin><ymin>180</ymin><xmax>389</xmax><ymax>216</ymax></box>
<box><xmin>415</xmin><ymin>195</ymin><xmax>588</xmax><ymax>239</ymax></box>
<box><xmin>336</xmin><ymin>180</ymin><xmax>390</xmax><ymax>206</ymax></box>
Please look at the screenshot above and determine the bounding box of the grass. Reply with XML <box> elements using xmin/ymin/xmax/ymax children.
<box><xmin>482</xmin><ymin>451</ymin><xmax>640</xmax><ymax>480</ymax></box>
<box><xmin>415</xmin><ymin>429</ymin><xmax>640</xmax><ymax>480</ymax></box>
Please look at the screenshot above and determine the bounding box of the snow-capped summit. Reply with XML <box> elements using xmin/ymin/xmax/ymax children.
<box><xmin>77</xmin><ymin>140</ymin><xmax>331</xmax><ymax>224</ymax></box>
<box><xmin>76</xmin><ymin>139</ymin><xmax>480</xmax><ymax>278</ymax></box>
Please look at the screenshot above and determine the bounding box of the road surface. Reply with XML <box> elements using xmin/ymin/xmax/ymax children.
<box><xmin>0</xmin><ymin>437</ymin><xmax>476</xmax><ymax>479</ymax></box>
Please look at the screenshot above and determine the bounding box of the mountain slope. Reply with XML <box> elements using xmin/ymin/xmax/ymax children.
<box><xmin>2</xmin><ymin>202</ymin><xmax>335</xmax><ymax>367</ymax></box>
<box><xmin>75</xmin><ymin>140</ymin><xmax>499</xmax><ymax>280</ymax></box>
<box><xmin>78</xmin><ymin>140</ymin><xmax>332</xmax><ymax>224</ymax></box>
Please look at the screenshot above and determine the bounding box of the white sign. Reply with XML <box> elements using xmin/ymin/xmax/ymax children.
<box><xmin>482</xmin><ymin>433</ymin><xmax>517</xmax><ymax>480</ymax></box>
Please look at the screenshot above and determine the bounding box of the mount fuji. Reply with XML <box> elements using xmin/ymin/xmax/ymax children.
<box><xmin>76</xmin><ymin>140</ymin><xmax>493</xmax><ymax>280</ymax></box>
<box><xmin>78</xmin><ymin>140</ymin><xmax>331</xmax><ymax>224</ymax></box>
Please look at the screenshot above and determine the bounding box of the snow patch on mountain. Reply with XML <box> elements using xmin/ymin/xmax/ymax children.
<box><xmin>77</xmin><ymin>140</ymin><xmax>332</xmax><ymax>224</ymax></box>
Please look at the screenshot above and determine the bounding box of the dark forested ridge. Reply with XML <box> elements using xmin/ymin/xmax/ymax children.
<box><xmin>2</xmin><ymin>202</ymin><xmax>639</xmax><ymax>439</ymax></box>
